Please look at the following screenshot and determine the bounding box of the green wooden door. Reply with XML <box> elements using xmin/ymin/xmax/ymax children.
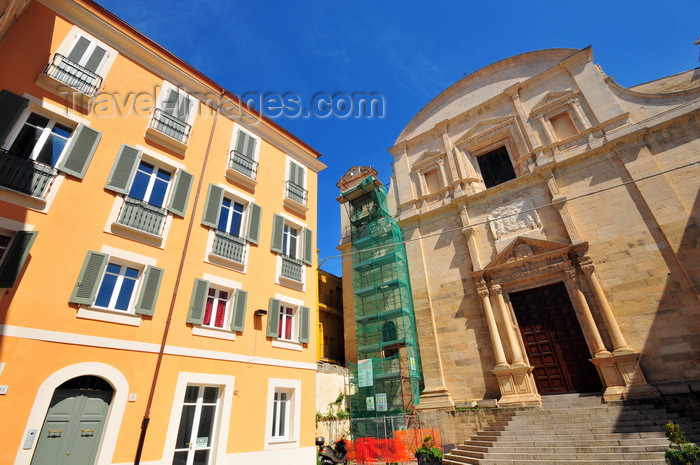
<box><xmin>31</xmin><ymin>385</ymin><xmax>112</xmax><ymax>465</ymax></box>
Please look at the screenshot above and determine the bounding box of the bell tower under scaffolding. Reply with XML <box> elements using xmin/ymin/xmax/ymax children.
<box><xmin>338</xmin><ymin>168</ymin><xmax>422</xmax><ymax>439</ymax></box>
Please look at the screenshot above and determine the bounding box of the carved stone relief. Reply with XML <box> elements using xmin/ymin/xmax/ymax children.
<box><xmin>487</xmin><ymin>197</ymin><xmax>542</xmax><ymax>241</ymax></box>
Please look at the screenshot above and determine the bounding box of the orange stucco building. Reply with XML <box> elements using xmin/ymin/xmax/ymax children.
<box><xmin>0</xmin><ymin>1</ymin><xmax>325</xmax><ymax>464</ymax></box>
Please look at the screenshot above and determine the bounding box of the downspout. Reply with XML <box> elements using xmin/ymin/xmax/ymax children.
<box><xmin>134</xmin><ymin>91</ymin><xmax>224</xmax><ymax>465</ymax></box>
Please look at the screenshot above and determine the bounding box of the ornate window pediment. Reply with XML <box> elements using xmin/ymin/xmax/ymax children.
<box><xmin>529</xmin><ymin>90</ymin><xmax>591</xmax><ymax>147</ymax></box>
<box><xmin>410</xmin><ymin>150</ymin><xmax>448</xmax><ymax>200</ymax></box>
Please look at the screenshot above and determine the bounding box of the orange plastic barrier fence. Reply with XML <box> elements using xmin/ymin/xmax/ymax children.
<box><xmin>346</xmin><ymin>429</ymin><xmax>442</xmax><ymax>464</ymax></box>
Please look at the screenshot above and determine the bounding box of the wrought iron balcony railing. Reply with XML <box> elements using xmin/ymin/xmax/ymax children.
<box><xmin>211</xmin><ymin>230</ymin><xmax>246</xmax><ymax>263</ymax></box>
<box><xmin>281</xmin><ymin>255</ymin><xmax>303</xmax><ymax>282</ymax></box>
<box><xmin>285</xmin><ymin>181</ymin><xmax>307</xmax><ymax>205</ymax></box>
<box><xmin>228</xmin><ymin>150</ymin><xmax>258</xmax><ymax>179</ymax></box>
<box><xmin>0</xmin><ymin>149</ymin><xmax>57</xmax><ymax>199</ymax></box>
<box><xmin>117</xmin><ymin>196</ymin><xmax>167</xmax><ymax>236</ymax></box>
<box><xmin>42</xmin><ymin>53</ymin><xmax>103</xmax><ymax>96</ymax></box>
<box><xmin>149</xmin><ymin>108</ymin><xmax>191</xmax><ymax>144</ymax></box>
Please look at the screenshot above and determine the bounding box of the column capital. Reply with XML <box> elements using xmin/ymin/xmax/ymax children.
<box><xmin>578</xmin><ymin>255</ymin><xmax>595</xmax><ymax>274</ymax></box>
<box><xmin>490</xmin><ymin>284</ymin><xmax>504</xmax><ymax>295</ymax></box>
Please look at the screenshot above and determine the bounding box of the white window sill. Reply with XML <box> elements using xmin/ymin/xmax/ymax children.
<box><xmin>192</xmin><ymin>325</ymin><xmax>237</xmax><ymax>341</ymax></box>
<box><xmin>207</xmin><ymin>252</ymin><xmax>246</xmax><ymax>274</ymax></box>
<box><xmin>226</xmin><ymin>167</ymin><xmax>257</xmax><ymax>191</ymax></box>
<box><xmin>76</xmin><ymin>306</ymin><xmax>142</xmax><ymax>326</ymax></box>
<box><xmin>109</xmin><ymin>220</ymin><xmax>166</xmax><ymax>249</ymax></box>
<box><xmin>145</xmin><ymin>126</ymin><xmax>188</xmax><ymax>154</ymax></box>
<box><xmin>277</xmin><ymin>274</ymin><xmax>304</xmax><ymax>292</ymax></box>
<box><xmin>35</xmin><ymin>72</ymin><xmax>95</xmax><ymax>110</ymax></box>
<box><xmin>283</xmin><ymin>196</ymin><xmax>308</xmax><ymax>217</ymax></box>
<box><xmin>271</xmin><ymin>339</ymin><xmax>303</xmax><ymax>351</ymax></box>
<box><xmin>265</xmin><ymin>438</ymin><xmax>299</xmax><ymax>450</ymax></box>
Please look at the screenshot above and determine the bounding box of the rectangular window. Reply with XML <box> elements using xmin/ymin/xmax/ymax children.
<box><xmin>0</xmin><ymin>234</ymin><xmax>10</xmax><ymax>263</ymax></box>
<box><xmin>282</xmin><ymin>224</ymin><xmax>299</xmax><ymax>259</ymax></box>
<box><xmin>278</xmin><ymin>305</ymin><xmax>295</xmax><ymax>341</ymax></box>
<box><xmin>285</xmin><ymin>160</ymin><xmax>307</xmax><ymax>205</ymax></box>
<box><xmin>550</xmin><ymin>112</ymin><xmax>578</xmax><ymax>141</ymax></box>
<box><xmin>217</xmin><ymin>198</ymin><xmax>244</xmax><ymax>237</ymax></box>
<box><xmin>229</xmin><ymin>129</ymin><xmax>259</xmax><ymax>180</ymax></box>
<box><xmin>477</xmin><ymin>146</ymin><xmax>516</xmax><ymax>188</ymax></box>
<box><xmin>129</xmin><ymin>161</ymin><xmax>172</xmax><ymax>208</ymax></box>
<box><xmin>148</xmin><ymin>84</ymin><xmax>195</xmax><ymax>146</ymax></box>
<box><xmin>172</xmin><ymin>385</ymin><xmax>219</xmax><ymax>465</ymax></box>
<box><xmin>424</xmin><ymin>168</ymin><xmax>441</xmax><ymax>194</ymax></box>
<box><xmin>271</xmin><ymin>389</ymin><xmax>290</xmax><ymax>439</ymax></box>
<box><xmin>202</xmin><ymin>287</ymin><xmax>230</xmax><ymax>329</ymax></box>
<box><xmin>9</xmin><ymin>113</ymin><xmax>73</xmax><ymax>167</ymax></box>
<box><xmin>94</xmin><ymin>262</ymin><xmax>141</xmax><ymax>312</ymax></box>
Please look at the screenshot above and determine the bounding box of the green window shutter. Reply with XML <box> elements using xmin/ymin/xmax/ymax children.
<box><xmin>235</xmin><ymin>129</ymin><xmax>247</xmax><ymax>154</ymax></box>
<box><xmin>187</xmin><ymin>278</ymin><xmax>209</xmax><ymax>324</ymax></box>
<box><xmin>230</xmin><ymin>289</ymin><xmax>248</xmax><ymax>332</ymax></box>
<box><xmin>270</xmin><ymin>214</ymin><xmax>284</xmax><ymax>254</ymax></box>
<box><xmin>267</xmin><ymin>298</ymin><xmax>281</xmax><ymax>338</ymax></box>
<box><xmin>0</xmin><ymin>231</ymin><xmax>38</xmax><ymax>288</ymax></box>
<box><xmin>57</xmin><ymin>124</ymin><xmax>102</xmax><ymax>179</ymax></box>
<box><xmin>105</xmin><ymin>144</ymin><xmax>140</xmax><ymax>194</ymax></box>
<box><xmin>298</xmin><ymin>306</ymin><xmax>310</xmax><ymax>344</ymax></box>
<box><xmin>245</xmin><ymin>202</ymin><xmax>262</xmax><ymax>245</ymax></box>
<box><xmin>69</xmin><ymin>251</ymin><xmax>108</xmax><ymax>305</ymax></box>
<box><xmin>0</xmin><ymin>90</ymin><xmax>29</xmax><ymax>146</ymax></box>
<box><xmin>167</xmin><ymin>169</ymin><xmax>193</xmax><ymax>217</ymax></box>
<box><xmin>66</xmin><ymin>36</ymin><xmax>90</xmax><ymax>63</ymax></box>
<box><xmin>83</xmin><ymin>45</ymin><xmax>107</xmax><ymax>74</ymax></box>
<box><xmin>302</xmin><ymin>227</ymin><xmax>313</xmax><ymax>266</ymax></box>
<box><xmin>288</xmin><ymin>161</ymin><xmax>297</xmax><ymax>183</ymax></box>
<box><xmin>201</xmin><ymin>184</ymin><xmax>223</xmax><ymax>228</ymax></box>
<box><xmin>245</xmin><ymin>136</ymin><xmax>257</xmax><ymax>159</ymax></box>
<box><xmin>134</xmin><ymin>265</ymin><xmax>164</xmax><ymax>316</ymax></box>
<box><xmin>295</xmin><ymin>163</ymin><xmax>305</xmax><ymax>187</ymax></box>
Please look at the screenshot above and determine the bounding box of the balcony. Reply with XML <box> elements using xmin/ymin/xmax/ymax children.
<box><xmin>117</xmin><ymin>196</ymin><xmax>167</xmax><ymax>236</ymax></box>
<box><xmin>226</xmin><ymin>149</ymin><xmax>258</xmax><ymax>190</ymax></box>
<box><xmin>0</xmin><ymin>149</ymin><xmax>57</xmax><ymax>199</ymax></box>
<box><xmin>211</xmin><ymin>230</ymin><xmax>246</xmax><ymax>264</ymax></box>
<box><xmin>281</xmin><ymin>255</ymin><xmax>303</xmax><ymax>282</ymax></box>
<box><xmin>41</xmin><ymin>53</ymin><xmax>103</xmax><ymax>96</ymax></box>
<box><xmin>146</xmin><ymin>108</ymin><xmax>191</xmax><ymax>152</ymax></box>
<box><xmin>283</xmin><ymin>180</ymin><xmax>308</xmax><ymax>216</ymax></box>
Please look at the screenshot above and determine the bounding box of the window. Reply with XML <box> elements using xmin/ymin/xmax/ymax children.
<box><xmin>270</xmin><ymin>214</ymin><xmax>313</xmax><ymax>284</ymax></box>
<box><xmin>265</xmin><ymin>378</ymin><xmax>301</xmax><ymax>448</ymax></box>
<box><xmin>187</xmin><ymin>278</ymin><xmax>248</xmax><ymax>333</ymax></box>
<box><xmin>201</xmin><ymin>184</ymin><xmax>261</xmax><ymax>265</ymax></box>
<box><xmin>0</xmin><ymin>90</ymin><xmax>102</xmax><ymax>200</ymax></box>
<box><xmin>267</xmin><ymin>298</ymin><xmax>310</xmax><ymax>344</ymax></box>
<box><xmin>0</xmin><ymin>230</ymin><xmax>38</xmax><ymax>288</ymax></box>
<box><xmin>105</xmin><ymin>145</ymin><xmax>193</xmax><ymax>237</ymax></box>
<box><xmin>271</xmin><ymin>388</ymin><xmax>290</xmax><ymax>439</ymax></box>
<box><xmin>550</xmin><ymin>111</ymin><xmax>578</xmax><ymax>141</ymax></box>
<box><xmin>285</xmin><ymin>160</ymin><xmax>307</xmax><ymax>205</ymax></box>
<box><xmin>477</xmin><ymin>146</ymin><xmax>516</xmax><ymax>188</ymax></box>
<box><xmin>147</xmin><ymin>83</ymin><xmax>195</xmax><ymax>147</ymax></box>
<box><xmin>229</xmin><ymin>128</ymin><xmax>259</xmax><ymax>180</ymax></box>
<box><xmin>69</xmin><ymin>250</ymin><xmax>164</xmax><ymax>317</ymax></box>
<box><xmin>172</xmin><ymin>385</ymin><xmax>219</xmax><ymax>465</ymax></box>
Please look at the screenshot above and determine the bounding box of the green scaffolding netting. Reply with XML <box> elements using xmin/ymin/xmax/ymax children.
<box><xmin>342</xmin><ymin>176</ymin><xmax>422</xmax><ymax>440</ymax></box>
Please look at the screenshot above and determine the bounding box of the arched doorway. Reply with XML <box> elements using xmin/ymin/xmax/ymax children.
<box><xmin>31</xmin><ymin>376</ymin><xmax>113</xmax><ymax>465</ymax></box>
<box><xmin>509</xmin><ymin>282</ymin><xmax>602</xmax><ymax>394</ymax></box>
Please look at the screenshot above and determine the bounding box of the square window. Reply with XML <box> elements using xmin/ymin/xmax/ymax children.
<box><xmin>229</xmin><ymin>129</ymin><xmax>259</xmax><ymax>180</ymax></box>
<box><xmin>129</xmin><ymin>161</ymin><xmax>172</xmax><ymax>208</ymax></box>
<box><xmin>218</xmin><ymin>198</ymin><xmax>245</xmax><ymax>237</ymax></box>
<box><xmin>477</xmin><ymin>146</ymin><xmax>516</xmax><ymax>188</ymax></box>
<box><xmin>8</xmin><ymin>113</ymin><xmax>73</xmax><ymax>167</ymax></box>
<box><xmin>187</xmin><ymin>278</ymin><xmax>248</xmax><ymax>334</ymax></box>
<box><xmin>147</xmin><ymin>83</ymin><xmax>195</xmax><ymax>147</ymax></box>
<box><xmin>94</xmin><ymin>262</ymin><xmax>141</xmax><ymax>312</ymax></box>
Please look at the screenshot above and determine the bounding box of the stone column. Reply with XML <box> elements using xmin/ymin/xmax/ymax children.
<box><xmin>567</xmin><ymin>97</ymin><xmax>590</xmax><ymax>130</ymax></box>
<box><xmin>538</xmin><ymin>116</ymin><xmax>555</xmax><ymax>145</ymax></box>
<box><xmin>578</xmin><ymin>258</ymin><xmax>634</xmax><ymax>354</ymax></box>
<box><xmin>562</xmin><ymin>269</ymin><xmax>611</xmax><ymax>357</ymax></box>
<box><xmin>490</xmin><ymin>284</ymin><xmax>525</xmax><ymax>366</ymax></box>
<box><xmin>476</xmin><ymin>281</ymin><xmax>508</xmax><ymax>368</ymax></box>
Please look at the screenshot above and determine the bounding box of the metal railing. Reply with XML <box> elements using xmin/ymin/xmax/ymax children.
<box><xmin>0</xmin><ymin>149</ymin><xmax>57</xmax><ymax>198</ymax></box>
<box><xmin>281</xmin><ymin>255</ymin><xmax>303</xmax><ymax>282</ymax></box>
<box><xmin>228</xmin><ymin>150</ymin><xmax>258</xmax><ymax>179</ymax></box>
<box><xmin>42</xmin><ymin>53</ymin><xmax>103</xmax><ymax>96</ymax></box>
<box><xmin>285</xmin><ymin>180</ymin><xmax>307</xmax><ymax>205</ymax></box>
<box><xmin>212</xmin><ymin>230</ymin><xmax>246</xmax><ymax>263</ymax></box>
<box><xmin>149</xmin><ymin>108</ymin><xmax>191</xmax><ymax>144</ymax></box>
<box><xmin>319</xmin><ymin>293</ymin><xmax>343</xmax><ymax>310</ymax></box>
<box><xmin>117</xmin><ymin>196</ymin><xmax>167</xmax><ymax>236</ymax></box>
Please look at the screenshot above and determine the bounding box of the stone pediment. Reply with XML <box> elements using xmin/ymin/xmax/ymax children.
<box><xmin>455</xmin><ymin>117</ymin><xmax>516</xmax><ymax>147</ymax></box>
<box><xmin>529</xmin><ymin>90</ymin><xmax>577</xmax><ymax>116</ymax></box>
<box><xmin>412</xmin><ymin>150</ymin><xmax>445</xmax><ymax>170</ymax></box>
<box><xmin>485</xmin><ymin>236</ymin><xmax>573</xmax><ymax>269</ymax></box>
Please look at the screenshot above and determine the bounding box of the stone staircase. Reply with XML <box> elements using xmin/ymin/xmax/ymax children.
<box><xmin>443</xmin><ymin>393</ymin><xmax>700</xmax><ymax>465</ymax></box>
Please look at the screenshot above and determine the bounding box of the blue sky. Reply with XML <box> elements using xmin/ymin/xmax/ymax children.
<box><xmin>96</xmin><ymin>0</ymin><xmax>699</xmax><ymax>276</ymax></box>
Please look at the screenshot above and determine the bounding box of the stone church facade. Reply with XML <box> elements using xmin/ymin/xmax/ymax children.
<box><xmin>381</xmin><ymin>47</ymin><xmax>699</xmax><ymax>408</ymax></box>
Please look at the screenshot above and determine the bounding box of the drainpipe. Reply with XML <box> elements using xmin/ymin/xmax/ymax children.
<box><xmin>134</xmin><ymin>91</ymin><xmax>223</xmax><ymax>465</ymax></box>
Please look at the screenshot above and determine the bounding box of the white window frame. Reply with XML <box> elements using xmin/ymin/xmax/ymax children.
<box><xmin>192</xmin><ymin>273</ymin><xmax>242</xmax><ymax>341</ymax></box>
<box><xmin>76</xmin><ymin>245</ymin><xmax>157</xmax><ymax>327</ymax></box>
<box><xmin>275</xmin><ymin>214</ymin><xmax>308</xmax><ymax>291</ymax></box>
<box><xmin>92</xmin><ymin>259</ymin><xmax>143</xmax><ymax>312</ymax></box>
<box><xmin>105</xmin><ymin>145</ymin><xmax>187</xmax><ymax>249</ymax></box>
<box><xmin>163</xmin><ymin>372</ymin><xmax>234</xmax><ymax>465</ymax></box>
<box><xmin>53</xmin><ymin>27</ymin><xmax>117</xmax><ymax>81</ymax></box>
<box><xmin>128</xmin><ymin>159</ymin><xmax>173</xmax><ymax>208</ymax></box>
<box><xmin>282</xmin><ymin>223</ymin><xmax>299</xmax><ymax>259</ymax></box>
<box><xmin>205</xmin><ymin>185</ymin><xmax>255</xmax><ymax>273</ymax></box>
<box><xmin>0</xmin><ymin>96</ymin><xmax>89</xmax><ymax>212</ymax></box>
<box><xmin>277</xmin><ymin>305</ymin><xmax>296</xmax><ymax>342</ymax></box>
<box><xmin>283</xmin><ymin>156</ymin><xmax>309</xmax><ymax>214</ymax></box>
<box><xmin>145</xmin><ymin>81</ymin><xmax>197</xmax><ymax>151</ymax></box>
<box><xmin>264</xmin><ymin>378</ymin><xmax>302</xmax><ymax>449</ymax></box>
<box><xmin>271</xmin><ymin>293</ymin><xmax>305</xmax><ymax>351</ymax></box>
<box><xmin>5</xmin><ymin>112</ymin><xmax>73</xmax><ymax>165</ymax></box>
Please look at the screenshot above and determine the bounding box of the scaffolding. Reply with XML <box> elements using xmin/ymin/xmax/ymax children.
<box><xmin>341</xmin><ymin>176</ymin><xmax>422</xmax><ymax>441</ymax></box>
